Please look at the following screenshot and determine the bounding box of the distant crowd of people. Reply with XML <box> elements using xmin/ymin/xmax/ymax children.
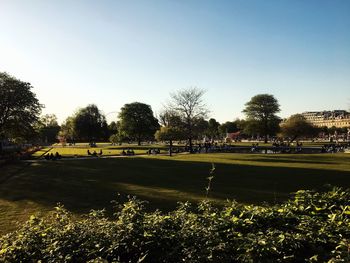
<box><xmin>42</xmin><ymin>140</ymin><xmax>350</xmax><ymax>160</ymax></box>
<box><xmin>183</xmin><ymin>142</ymin><xmax>214</xmax><ymax>153</ymax></box>
<box><xmin>321</xmin><ymin>143</ymin><xmax>349</xmax><ymax>153</ymax></box>
<box><xmin>270</xmin><ymin>141</ymin><xmax>303</xmax><ymax>153</ymax></box>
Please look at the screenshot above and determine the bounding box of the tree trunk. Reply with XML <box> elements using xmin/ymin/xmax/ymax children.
<box><xmin>169</xmin><ymin>140</ymin><xmax>172</xmax><ymax>156</ymax></box>
<box><xmin>264</xmin><ymin>118</ymin><xmax>268</xmax><ymax>144</ymax></box>
<box><xmin>290</xmin><ymin>135</ymin><xmax>298</xmax><ymax>143</ymax></box>
<box><xmin>188</xmin><ymin>122</ymin><xmax>193</xmax><ymax>153</ymax></box>
<box><xmin>189</xmin><ymin>137</ymin><xmax>193</xmax><ymax>153</ymax></box>
<box><xmin>137</xmin><ymin>136</ymin><xmax>141</xmax><ymax>146</ymax></box>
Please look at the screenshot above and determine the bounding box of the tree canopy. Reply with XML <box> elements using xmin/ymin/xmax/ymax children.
<box><xmin>73</xmin><ymin>104</ymin><xmax>108</xmax><ymax>142</ymax></box>
<box><xmin>58</xmin><ymin>116</ymin><xmax>76</xmax><ymax>144</ymax></box>
<box><xmin>108</xmin><ymin>121</ymin><xmax>118</xmax><ymax>135</ymax></box>
<box><xmin>155</xmin><ymin>110</ymin><xmax>186</xmax><ymax>155</ymax></box>
<box><xmin>243</xmin><ymin>94</ymin><xmax>281</xmax><ymax>143</ymax></box>
<box><xmin>218</xmin><ymin>121</ymin><xmax>240</xmax><ymax>137</ymax></box>
<box><xmin>36</xmin><ymin>114</ymin><xmax>60</xmax><ymax>143</ymax></box>
<box><xmin>118</xmin><ymin>102</ymin><xmax>159</xmax><ymax>145</ymax></box>
<box><xmin>205</xmin><ymin>118</ymin><xmax>220</xmax><ymax>139</ymax></box>
<box><xmin>0</xmin><ymin>72</ymin><xmax>43</xmax><ymax>141</ymax></box>
<box><xmin>280</xmin><ymin>114</ymin><xmax>318</xmax><ymax>142</ymax></box>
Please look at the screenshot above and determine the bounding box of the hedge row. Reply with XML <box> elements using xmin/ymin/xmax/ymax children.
<box><xmin>1</xmin><ymin>188</ymin><xmax>349</xmax><ymax>262</ymax></box>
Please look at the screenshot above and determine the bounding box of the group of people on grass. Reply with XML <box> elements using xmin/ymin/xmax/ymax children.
<box><xmin>121</xmin><ymin>149</ymin><xmax>135</xmax><ymax>156</ymax></box>
<box><xmin>44</xmin><ymin>152</ymin><xmax>62</xmax><ymax>160</ymax></box>
<box><xmin>87</xmin><ymin>149</ymin><xmax>103</xmax><ymax>156</ymax></box>
<box><xmin>147</xmin><ymin>148</ymin><xmax>161</xmax><ymax>155</ymax></box>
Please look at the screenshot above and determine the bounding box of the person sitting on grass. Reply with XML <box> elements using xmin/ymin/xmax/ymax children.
<box><xmin>121</xmin><ymin>149</ymin><xmax>126</xmax><ymax>156</ymax></box>
<box><xmin>87</xmin><ymin>149</ymin><xmax>91</xmax><ymax>155</ymax></box>
<box><xmin>126</xmin><ymin>149</ymin><xmax>135</xmax><ymax>156</ymax></box>
<box><xmin>44</xmin><ymin>154</ymin><xmax>50</xmax><ymax>160</ymax></box>
<box><xmin>99</xmin><ymin>149</ymin><xmax>103</xmax><ymax>156</ymax></box>
<box><xmin>251</xmin><ymin>144</ymin><xmax>256</xmax><ymax>153</ymax></box>
<box><xmin>55</xmin><ymin>152</ymin><xmax>61</xmax><ymax>159</ymax></box>
<box><xmin>92</xmin><ymin>150</ymin><xmax>97</xmax><ymax>157</ymax></box>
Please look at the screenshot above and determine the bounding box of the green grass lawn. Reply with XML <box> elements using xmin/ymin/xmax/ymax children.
<box><xmin>32</xmin><ymin>144</ymin><xmax>170</xmax><ymax>157</ymax></box>
<box><xmin>1</xmin><ymin>153</ymin><xmax>350</xmax><ymax>234</ymax></box>
<box><xmin>32</xmin><ymin>140</ymin><xmax>344</xmax><ymax>158</ymax></box>
<box><xmin>31</xmin><ymin>140</ymin><xmax>337</xmax><ymax>158</ymax></box>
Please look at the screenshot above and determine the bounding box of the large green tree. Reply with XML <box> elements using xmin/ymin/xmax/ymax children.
<box><xmin>108</xmin><ymin>121</ymin><xmax>118</xmax><ymax>136</ymax></box>
<box><xmin>206</xmin><ymin>118</ymin><xmax>220</xmax><ymax>139</ymax></box>
<box><xmin>280</xmin><ymin>114</ymin><xmax>319</xmax><ymax>142</ymax></box>
<box><xmin>118</xmin><ymin>102</ymin><xmax>159</xmax><ymax>145</ymax></box>
<box><xmin>0</xmin><ymin>72</ymin><xmax>43</xmax><ymax>142</ymax></box>
<box><xmin>194</xmin><ymin>118</ymin><xmax>209</xmax><ymax>139</ymax></box>
<box><xmin>59</xmin><ymin>116</ymin><xmax>76</xmax><ymax>143</ymax></box>
<box><xmin>243</xmin><ymin>94</ymin><xmax>281</xmax><ymax>143</ymax></box>
<box><xmin>155</xmin><ymin>110</ymin><xmax>185</xmax><ymax>156</ymax></box>
<box><xmin>218</xmin><ymin>121</ymin><xmax>238</xmax><ymax>138</ymax></box>
<box><xmin>168</xmin><ymin>88</ymin><xmax>209</xmax><ymax>151</ymax></box>
<box><xmin>73</xmin><ymin>104</ymin><xmax>108</xmax><ymax>142</ymax></box>
<box><xmin>36</xmin><ymin>114</ymin><xmax>60</xmax><ymax>144</ymax></box>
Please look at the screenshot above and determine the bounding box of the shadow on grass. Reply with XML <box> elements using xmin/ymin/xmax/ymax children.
<box><xmin>212</xmin><ymin>153</ymin><xmax>349</xmax><ymax>165</ymax></box>
<box><xmin>0</xmin><ymin>157</ymin><xmax>350</xmax><ymax>215</ymax></box>
<box><xmin>238</xmin><ymin>157</ymin><xmax>335</xmax><ymax>165</ymax></box>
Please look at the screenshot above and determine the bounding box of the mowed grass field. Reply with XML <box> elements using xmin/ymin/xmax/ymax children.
<box><xmin>1</xmin><ymin>152</ymin><xmax>350</xmax><ymax>234</ymax></box>
<box><xmin>31</xmin><ymin>144</ymin><xmax>170</xmax><ymax>157</ymax></box>
<box><xmin>31</xmin><ymin>140</ymin><xmax>342</xmax><ymax>158</ymax></box>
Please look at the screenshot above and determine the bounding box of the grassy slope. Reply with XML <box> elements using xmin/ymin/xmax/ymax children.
<box><xmin>1</xmin><ymin>153</ymin><xmax>350</xmax><ymax>234</ymax></box>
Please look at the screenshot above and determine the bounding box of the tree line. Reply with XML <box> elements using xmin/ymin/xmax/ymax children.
<box><xmin>0</xmin><ymin>72</ymin><xmax>342</xmax><ymax>151</ymax></box>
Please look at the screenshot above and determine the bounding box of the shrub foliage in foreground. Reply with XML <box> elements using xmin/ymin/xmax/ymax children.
<box><xmin>1</xmin><ymin>188</ymin><xmax>350</xmax><ymax>262</ymax></box>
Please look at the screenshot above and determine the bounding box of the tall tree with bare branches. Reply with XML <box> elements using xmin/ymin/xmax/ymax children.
<box><xmin>168</xmin><ymin>88</ymin><xmax>209</xmax><ymax>152</ymax></box>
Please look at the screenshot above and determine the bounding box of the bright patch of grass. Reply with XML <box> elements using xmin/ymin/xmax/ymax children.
<box><xmin>34</xmin><ymin>144</ymin><xmax>169</xmax><ymax>157</ymax></box>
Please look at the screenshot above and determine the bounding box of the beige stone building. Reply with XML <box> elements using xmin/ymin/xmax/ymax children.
<box><xmin>301</xmin><ymin>110</ymin><xmax>350</xmax><ymax>128</ymax></box>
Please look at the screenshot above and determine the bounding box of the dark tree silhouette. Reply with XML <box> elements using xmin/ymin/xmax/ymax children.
<box><xmin>0</xmin><ymin>72</ymin><xmax>43</xmax><ymax>144</ymax></box>
<box><xmin>118</xmin><ymin>102</ymin><xmax>159</xmax><ymax>145</ymax></box>
<box><xmin>243</xmin><ymin>94</ymin><xmax>281</xmax><ymax>143</ymax></box>
<box><xmin>73</xmin><ymin>104</ymin><xmax>108</xmax><ymax>142</ymax></box>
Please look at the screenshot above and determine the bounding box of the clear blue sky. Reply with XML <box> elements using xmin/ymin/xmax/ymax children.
<box><xmin>1</xmin><ymin>0</ymin><xmax>349</xmax><ymax>124</ymax></box>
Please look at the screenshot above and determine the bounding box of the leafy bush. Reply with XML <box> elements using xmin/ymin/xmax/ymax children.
<box><xmin>1</xmin><ymin>188</ymin><xmax>350</xmax><ymax>262</ymax></box>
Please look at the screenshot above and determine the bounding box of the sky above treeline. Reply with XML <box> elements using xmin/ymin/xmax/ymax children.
<box><xmin>1</xmin><ymin>0</ymin><xmax>349</xmax><ymax>124</ymax></box>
